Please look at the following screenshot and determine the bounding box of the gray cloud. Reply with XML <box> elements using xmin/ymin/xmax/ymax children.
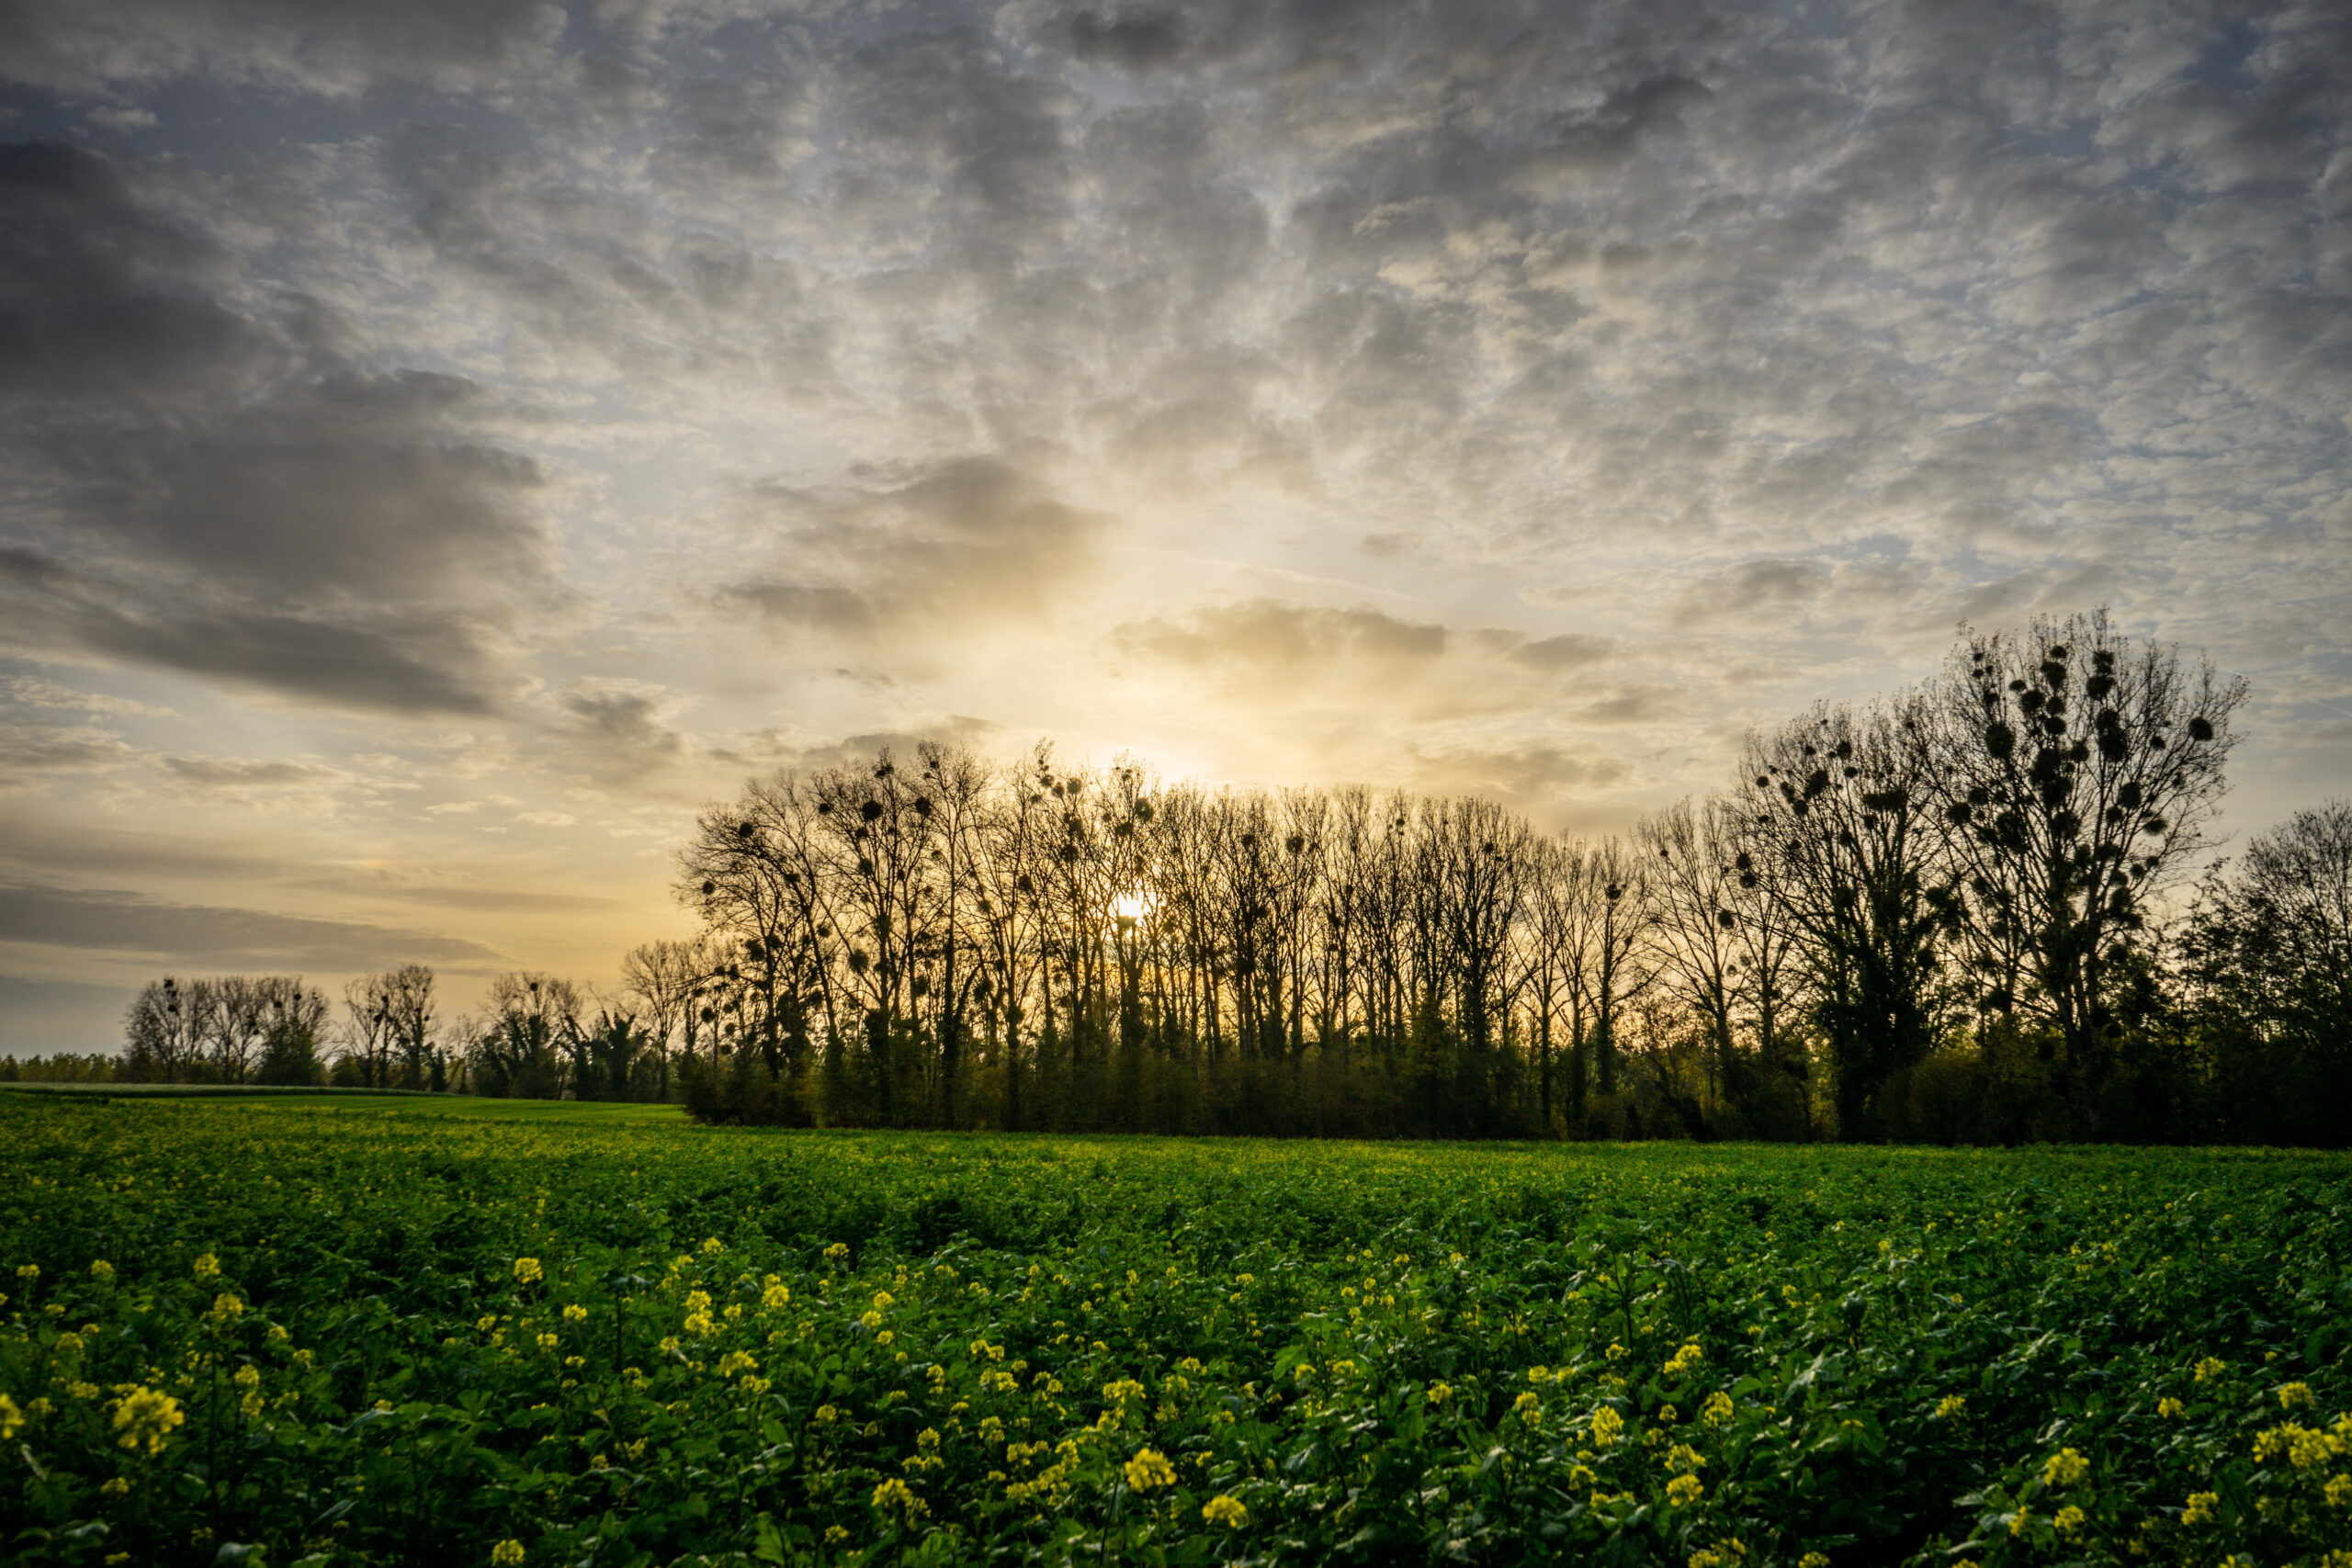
<box><xmin>0</xmin><ymin>143</ymin><xmax>553</xmax><ymax>714</ymax></box>
<box><xmin>1117</xmin><ymin>600</ymin><xmax>1448</xmax><ymax>672</ymax></box>
<box><xmin>0</xmin><ymin>0</ymin><xmax>564</xmax><ymax>96</ymax></box>
<box><xmin>161</xmin><ymin>756</ymin><xmax>348</xmax><ymax>790</ymax></box>
<box><xmin>723</xmin><ymin>457</ymin><xmax>1112</xmax><ymax>650</ymax></box>
<box><xmin>0</xmin><ymin>717</ymin><xmax>138</xmax><ymax>787</ymax></box>
<box><xmin>0</xmin><ymin>881</ymin><xmax>504</xmax><ymax>968</ymax></box>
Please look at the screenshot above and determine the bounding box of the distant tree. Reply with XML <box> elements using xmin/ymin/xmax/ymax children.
<box><xmin>1641</xmin><ymin>798</ymin><xmax>1750</xmax><ymax>1122</ymax></box>
<box><xmin>2184</xmin><ymin>799</ymin><xmax>2352</xmax><ymax>1145</ymax></box>
<box><xmin>1927</xmin><ymin>610</ymin><xmax>2245</xmax><ymax>1127</ymax></box>
<box><xmin>473</xmin><ymin>973</ymin><xmax>580</xmax><ymax>1099</ymax></box>
<box><xmin>255</xmin><ymin>984</ymin><xmax>329</xmax><ymax>1086</ymax></box>
<box><xmin>1744</xmin><ymin>699</ymin><xmax>1952</xmax><ymax>1141</ymax></box>
<box><xmin>620</xmin><ymin>937</ymin><xmax>718</xmax><ymax>1101</ymax></box>
<box><xmin>1572</xmin><ymin>836</ymin><xmax>1657</xmax><ymax>1109</ymax></box>
<box><xmin>124</xmin><ymin>977</ymin><xmax>197</xmax><ymax>1081</ymax></box>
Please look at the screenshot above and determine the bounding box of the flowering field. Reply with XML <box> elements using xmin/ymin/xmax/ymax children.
<box><xmin>2</xmin><ymin>1096</ymin><xmax>2348</xmax><ymax>1568</ymax></box>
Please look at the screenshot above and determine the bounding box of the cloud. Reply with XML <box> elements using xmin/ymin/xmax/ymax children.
<box><xmin>0</xmin><ymin>0</ymin><xmax>565</xmax><ymax>97</ymax></box>
<box><xmin>161</xmin><ymin>756</ymin><xmax>352</xmax><ymax>791</ymax></box>
<box><xmin>0</xmin><ymin>143</ymin><xmax>553</xmax><ymax>714</ymax></box>
<box><xmin>0</xmin><ymin>881</ymin><xmax>505</xmax><ymax>968</ymax></box>
<box><xmin>0</xmin><ymin>549</ymin><xmax>508</xmax><ymax>714</ymax></box>
<box><xmin>721</xmin><ymin>457</ymin><xmax>1113</xmax><ymax>653</ymax></box>
<box><xmin>1671</xmin><ymin>559</ymin><xmax>1835</xmax><ymax>626</ymax></box>
<box><xmin>0</xmin><ymin>718</ymin><xmax>139</xmax><ymax>787</ymax></box>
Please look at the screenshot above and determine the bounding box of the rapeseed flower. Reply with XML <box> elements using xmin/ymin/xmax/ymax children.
<box><xmin>490</xmin><ymin>1540</ymin><xmax>526</xmax><ymax>1564</ymax></box>
<box><xmin>0</xmin><ymin>1393</ymin><xmax>22</xmax><ymax>1439</ymax></box>
<box><xmin>1591</xmin><ymin>1406</ymin><xmax>1625</xmax><ymax>1446</ymax></box>
<box><xmin>2157</xmin><ymin>1397</ymin><xmax>2185</xmax><ymax>1417</ymax></box>
<box><xmin>561</xmin><ymin>1304</ymin><xmax>588</xmax><ymax>1323</ymax></box>
<box><xmin>89</xmin><ymin>1260</ymin><xmax>113</xmax><ymax>1282</ymax></box>
<box><xmin>1125</xmin><ymin>1448</ymin><xmax>1176</xmax><ymax>1490</ymax></box>
<box><xmin>2042</xmin><ymin>1449</ymin><xmax>2089</xmax><ymax>1487</ymax></box>
<box><xmin>2053</xmin><ymin>1506</ymin><xmax>2085</xmax><ymax>1536</ymax></box>
<box><xmin>2183</xmin><ymin>1492</ymin><xmax>2218</xmax><ymax>1526</ymax></box>
<box><xmin>1664</xmin><ymin>1342</ymin><xmax>1704</xmax><ymax>1377</ymax></box>
<box><xmin>1934</xmin><ymin>1395</ymin><xmax>1966</xmax><ymax>1418</ymax></box>
<box><xmin>112</xmin><ymin>1386</ymin><xmax>184</xmax><ymax>1456</ymax></box>
<box><xmin>1666</xmin><ymin>1474</ymin><xmax>1703</xmax><ymax>1506</ymax></box>
<box><xmin>2278</xmin><ymin>1382</ymin><xmax>2315</xmax><ymax>1409</ymax></box>
<box><xmin>2193</xmin><ymin>1357</ymin><xmax>2226</xmax><ymax>1383</ymax></box>
<box><xmin>1427</xmin><ymin>1382</ymin><xmax>1452</xmax><ymax>1405</ymax></box>
<box><xmin>192</xmin><ymin>1254</ymin><xmax>220</xmax><ymax>1283</ymax></box>
<box><xmin>1202</xmin><ymin>1495</ymin><xmax>1248</xmax><ymax>1527</ymax></box>
<box><xmin>1702</xmin><ymin>1391</ymin><xmax>1736</xmax><ymax>1427</ymax></box>
<box><xmin>513</xmin><ymin>1258</ymin><xmax>543</xmax><ymax>1285</ymax></box>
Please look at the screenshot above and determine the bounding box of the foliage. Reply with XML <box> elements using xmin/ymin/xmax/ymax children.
<box><xmin>4</xmin><ymin>1096</ymin><xmax>2349</xmax><ymax>1566</ymax></box>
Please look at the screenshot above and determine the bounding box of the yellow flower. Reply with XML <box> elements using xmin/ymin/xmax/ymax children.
<box><xmin>1666</xmin><ymin>1474</ymin><xmax>1704</xmax><ymax>1506</ymax></box>
<box><xmin>2323</xmin><ymin>1472</ymin><xmax>2351</xmax><ymax>1509</ymax></box>
<box><xmin>1664</xmin><ymin>1343</ymin><xmax>1705</xmax><ymax>1377</ymax></box>
<box><xmin>89</xmin><ymin>1260</ymin><xmax>114</xmax><ymax>1282</ymax></box>
<box><xmin>204</xmin><ymin>1293</ymin><xmax>244</xmax><ymax>1332</ymax></box>
<box><xmin>2042</xmin><ymin>1448</ymin><xmax>2089</xmax><ymax>1488</ymax></box>
<box><xmin>2156</xmin><ymin>1397</ymin><xmax>2185</xmax><ymax>1418</ymax></box>
<box><xmin>1702</xmin><ymin>1391</ymin><xmax>1736</xmax><ymax>1427</ymax></box>
<box><xmin>1799</xmin><ymin>1555</ymin><xmax>1831</xmax><ymax>1568</ymax></box>
<box><xmin>824</xmin><ymin>1525</ymin><xmax>850</xmax><ymax>1544</ymax></box>
<box><xmin>1591</xmin><ymin>1406</ymin><xmax>1625</xmax><ymax>1446</ymax></box>
<box><xmin>762</xmin><ymin>1282</ymin><xmax>791</xmax><ymax>1312</ymax></box>
<box><xmin>871</xmin><ymin>1476</ymin><xmax>927</xmax><ymax>1519</ymax></box>
<box><xmin>490</xmin><ymin>1540</ymin><xmax>526</xmax><ymax>1565</ymax></box>
<box><xmin>2008</xmin><ymin>1508</ymin><xmax>2032</xmax><ymax>1538</ymax></box>
<box><xmin>2278</xmin><ymin>1382</ymin><xmax>2315</xmax><ymax>1409</ymax></box>
<box><xmin>1427</xmin><ymin>1382</ymin><xmax>1453</xmax><ymax>1405</ymax></box>
<box><xmin>561</xmin><ymin>1304</ymin><xmax>588</xmax><ymax>1323</ymax></box>
<box><xmin>2183</xmin><ymin>1492</ymin><xmax>2218</xmax><ymax>1526</ymax></box>
<box><xmin>1665</xmin><ymin>1442</ymin><xmax>1704</xmax><ymax>1475</ymax></box>
<box><xmin>1125</xmin><ymin>1448</ymin><xmax>1177</xmax><ymax>1491</ymax></box>
<box><xmin>1529</xmin><ymin>1366</ymin><xmax>1553</xmax><ymax>1385</ymax></box>
<box><xmin>111</xmin><ymin>1386</ymin><xmax>185</xmax><ymax>1457</ymax></box>
<box><xmin>0</xmin><ymin>1393</ymin><xmax>23</xmax><ymax>1440</ymax></box>
<box><xmin>1513</xmin><ymin>1392</ymin><xmax>1542</xmax><ymax>1420</ymax></box>
<box><xmin>192</xmin><ymin>1254</ymin><xmax>220</xmax><ymax>1283</ymax></box>
<box><xmin>816</xmin><ymin>1404</ymin><xmax>839</xmax><ymax>1424</ymax></box>
<box><xmin>700</xmin><ymin>1237</ymin><xmax>724</xmax><ymax>1255</ymax></box>
<box><xmin>872</xmin><ymin>1291</ymin><xmax>894</xmax><ymax>1311</ymax></box>
<box><xmin>1202</xmin><ymin>1495</ymin><xmax>1248</xmax><ymax>1528</ymax></box>
<box><xmin>536</xmin><ymin>1333</ymin><xmax>559</xmax><ymax>1353</ymax></box>
<box><xmin>1934</xmin><ymin>1394</ymin><xmax>1966</xmax><ymax>1419</ymax></box>
<box><xmin>513</xmin><ymin>1258</ymin><xmax>543</xmax><ymax>1285</ymax></box>
<box><xmin>2193</xmin><ymin>1357</ymin><xmax>2226</xmax><ymax>1384</ymax></box>
<box><xmin>2053</xmin><ymin>1506</ymin><xmax>2085</xmax><ymax>1537</ymax></box>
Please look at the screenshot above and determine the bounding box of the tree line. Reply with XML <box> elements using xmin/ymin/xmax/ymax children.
<box><xmin>14</xmin><ymin>609</ymin><xmax>2344</xmax><ymax>1145</ymax></box>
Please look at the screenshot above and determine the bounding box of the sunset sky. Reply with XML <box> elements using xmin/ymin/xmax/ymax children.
<box><xmin>3</xmin><ymin>0</ymin><xmax>2348</xmax><ymax>1053</ymax></box>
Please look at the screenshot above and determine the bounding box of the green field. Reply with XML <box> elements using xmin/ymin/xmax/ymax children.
<box><xmin>2</xmin><ymin>1098</ymin><xmax>2347</xmax><ymax>1568</ymax></box>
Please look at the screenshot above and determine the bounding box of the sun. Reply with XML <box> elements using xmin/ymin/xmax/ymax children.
<box><xmin>1111</xmin><ymin>891</ymin><xmax>1156</xmax><ymax>923</ymax></box>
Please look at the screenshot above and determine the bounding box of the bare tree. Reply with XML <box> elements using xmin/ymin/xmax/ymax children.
<box><xmin>1744</xmin><ymin>699</ymin><xmax>1952</xmax><ymax>1140</ymax></box>
<box><xmin>1927</xmin><ymin>610</ymin><xmax>2245</xmax><ymax>1122</ymax></box>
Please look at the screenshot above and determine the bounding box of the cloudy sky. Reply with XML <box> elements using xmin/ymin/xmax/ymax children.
<box><xmin>3</xmin><ymin>0</ymin><xmax>2347</xmax><ymax>1051</ymax></box>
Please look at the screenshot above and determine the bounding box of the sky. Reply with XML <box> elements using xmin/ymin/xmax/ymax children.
<box><xmin>2</xmin><ymin>0</ymin><xmax>2348</xmax><ymax>1054</ymax></box>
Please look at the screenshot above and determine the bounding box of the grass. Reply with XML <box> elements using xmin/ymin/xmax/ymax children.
<box><xmin>2</xmin><ymin>1098</ymin><xmax>2347</xmax><ymax>1568</ymax></box>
